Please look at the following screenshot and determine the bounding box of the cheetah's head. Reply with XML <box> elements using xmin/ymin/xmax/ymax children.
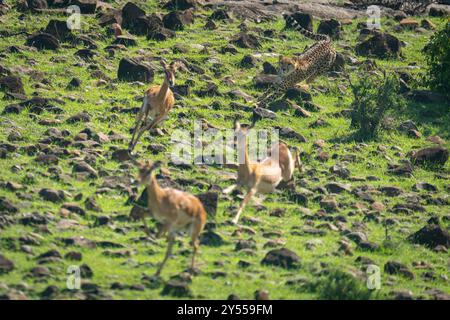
<box><xmin>278</xmin><ymin>56</ymin><xmax>296</xmax><ymax>77</ymax></box>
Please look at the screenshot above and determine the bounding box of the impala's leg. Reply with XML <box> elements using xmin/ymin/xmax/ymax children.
<box><xmin>148</xmin><ymin>115</ymin><xmax>165</xmax><ymax>130</ymax></box>
<box><xmin>155</xmin><ymin>231</ymin><xmax>175</xmax><ymax>277</ymax></box>
<box><xmin>129</xmin><ymin>98</ymin><xmax>149</xmax><ymax>151</ymax></box>
<box><xmin>129</xmin><ymin>116</ymin><xmax>159</xmax><ymax>151</ymax></box>
<box><xmin>156</xmin><ymin>221</ymin><xmax>172</xmax><ymax>238</ymax></box>
<box><xmin>232</xmin><ymin>188</ymin><xmax>256</xmax><ymax>225</ymax></box>
<box><xmin>189</xmin><ymin>218</ymin><xmax>204</xmax><ymax>272</ymax></box>
<box><xmin>129</xmin><ymin>118</ymin><xmax>142</xmax><ymax>151</ymax></box>
<box><xmin>141</xmin><ymin>216</ymin><xmax>151</xmax><ymax>236</ymax></box>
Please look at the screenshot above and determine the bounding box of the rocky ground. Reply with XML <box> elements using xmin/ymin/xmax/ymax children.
<box><xmin>0</xmin><ymin>0</ymin><xmax>449</xmax><ymax>300</ymax></box>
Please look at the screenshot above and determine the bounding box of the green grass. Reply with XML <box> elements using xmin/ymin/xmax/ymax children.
<box><xmin>0</xmin><ymin>1</ymin><xmax>449</xmax><ymax>300</ymax></box>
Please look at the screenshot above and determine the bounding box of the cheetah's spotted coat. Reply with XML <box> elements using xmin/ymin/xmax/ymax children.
<box><xmin>257</xmin><ymin>15</ymin><xmax>337</xmax><ymax>107</ymax></box>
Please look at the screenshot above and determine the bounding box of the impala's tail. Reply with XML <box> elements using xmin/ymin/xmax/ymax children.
<box><xmin>284</xmin><ymin>14</ymin><xmax>330</xmax><ymax>42</ymax></box>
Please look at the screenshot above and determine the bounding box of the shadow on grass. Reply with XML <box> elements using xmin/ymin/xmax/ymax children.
<box><xmin>400</xmin><ymin>100</ymin><xmax>450</xmax><ymax>140</ymax></box>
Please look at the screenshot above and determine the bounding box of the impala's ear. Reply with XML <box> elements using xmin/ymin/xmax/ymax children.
<box><xmin>136</xmin><ymin>161</ymin><xmax>146</xmax><ymax>173</ymax></box>
<box><xmin>160</xmin><ymin>59</ymin><xmax>168</xmax><ymax>69</ymax></box>
<box><xmin>152</xmin><ymin>160</ymin><xmax>162</xmax><ymax>171</ymax></box>
<box><xmin>146</xmin><ymin>160</ymin><xmax>154</xmax><ymax>168</ymax></box>
<box><xmin>170</xmin><ymin>61</ymin><xmax>182</xmax><ymax>71</ymax></box>
<box><xmin>233</xmin><ymin>118</ymin><xmax>241</xmax><ymax>131</ymax></box>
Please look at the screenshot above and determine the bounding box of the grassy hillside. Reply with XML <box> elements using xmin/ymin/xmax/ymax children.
<box><xmin>0</xmin><ymin>0</ymin><xmax>449</xmax><ymax>300</ymax></box>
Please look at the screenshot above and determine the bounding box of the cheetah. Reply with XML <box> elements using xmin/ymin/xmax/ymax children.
<box><xmin>257</xmin><ymin>14</ymin><xmax>337</xmax><ymax>107</ymax></box>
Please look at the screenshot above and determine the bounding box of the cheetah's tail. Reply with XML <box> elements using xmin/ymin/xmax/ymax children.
<box><xmin>283</xmin><ymin>14</ymin><xmax>330</xmax><ymax>42</ymax></box>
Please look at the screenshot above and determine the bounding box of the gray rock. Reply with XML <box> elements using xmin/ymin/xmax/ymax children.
<box><xmin>261</xmin><ymin>248</ymin><xmax>300</xmax><ymax>269</ymax></box>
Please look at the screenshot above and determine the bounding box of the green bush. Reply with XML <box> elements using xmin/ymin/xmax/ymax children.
<box><xmin>348</xmin><ymin>71</ymin><xmax>405</xmax><ymax>140</ymax></box>
<box><xmin>315</xmin><ymin>270</ymin><xmax>374</xmax><ymax>300</ymax></box>
<box><xmin>423</xmin><ymin>22</ymin><xmax>450</xmax><ymax>97</ymax></box>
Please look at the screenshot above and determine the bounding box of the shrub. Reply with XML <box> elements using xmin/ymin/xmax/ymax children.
<box><xmin>315</xmin><ymin>270</ymin><xmax>374</xmax><ymax>300</ymax></box>
<box><xmin>348</xmin><ymin>71</ymin><xmax>405</xmax><ymax>140</ymax></box>
<box><xmin>423</xmin><ymin>22</ymin><xmax>450</xmax><ymax>98</ymax></box>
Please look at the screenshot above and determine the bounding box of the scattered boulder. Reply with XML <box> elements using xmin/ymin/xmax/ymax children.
<box><xmin>61</xmin><ymin>203</ymin><xmax>86</xmax><ymax>216</ymax></box>
<box><xmin>71</xmin><ymin>0</ymin><xmax>97</xmax><ymax>14</ymax></box>
<box><xmin>284</xmin><ymin>88</ymin><xmax>312</xmax><ymax>102</ymax></box>
<box><xmin>98</xmin><ymin>9</ymin><xmax>123</xmax><ymax>27</ymax></box>
<box><xmin>164</xmin><ymin>0</ymin><xmax>198</xmax><ymax>10</ymax></box>
<box><xmin>398</xmin><ymin>120</ymin><xmax>418</xmax><ymax>132</ymax></box>
<box><xmin>413</xmin><ymin>182</ymin><xmax>437</xmax><ymax>192</ymax></box>
<box><xmin>72</xmin><ymin>161</ymin><xmax>98</xmax><ymax>178</ymax></box>
<box><xmin>0</xmin><ymin>197</ymin><xmax>19</xmax><ymax>213</ymax></box>
<box><xmin>118</xmin><ymin>58</ymin><xmax>154</xmax><ymax>82</ymax></box>
<box><xmin>200</xmin><ymin>231</ymin><xmax>224</xmax><ymax>247</ymax></box>
<box><xmin>330</xmin><ymin>164</ymin><xmax>350</xmax><ymax>179</ymax></box>
<box><xmin>0</xmin><ymin>75</ymin><xmax>25</xmax><ymax>95</ymax></box>
<box><xmin>23</xmin><ymin>0</ymin><xmax>48</xmax><ymax>11</ymax></box>
<box><xmin>111</xmin><ymin>149</ymin><xmax>132</xmax><ymax>162</ymax></box>
<box><xmin>210</xmin><ymin>9</ymin><xmax>231</xmax><ymax>21</ymax></box>
<box><xmin>113</xmin><ymin>35</ymin><xmax>137</xmax><ymax>47</ymax></box>
<box><xmin>429</xmin><ymin>5</ymin><xmax>450</xmax><ymax>17</ymax></box>
<box><xmin>161</xmin><ymin>280</ymin><xmax>192</xmax><ymax>297</ymax></box>
<box><xmin>420</xmin><ymin>19</ymin><xmax>436</xmax><ymax>30</ymax></box>
<box><xmin>163</xmin><ymin>10</ymin><xmax>194</xmax><ymax>31</ymax></box>
<box><xmin>196</xmin><ymin>82</ymin><xmax>220</xmax><ymax>97</ymax></box>
<box><xmin>67</xmin><ymin>111</ymin><xmax>90</xmax><ymax>123</ymax></box>
<box><xmin>399</xmin><ymin>18</ymin><xmax>419</xmax><ymax>29</ymax></box>
<box><xmin>409</xmin><ymin>224</ymin><xmax>450</xmax><ymax>249</ymax></box>
<box><xmin>317</xmin><ymin>19</ymin><xmax>341</xmax><ymax>39</ymax></box>
<box><xmin>29</xmin><ymin>266</ymin><xmax>51</xmax><ymax>278</ymax></box>
<box><xmin>75</xmin><ymin>49</ymin><xmax>96</xmax><ymax>61</ymax></box>
<box><xmin>0</xmin><ymin>254</ymin><xmax>14</xmax><ymax>274</ymax></box>
<box><xmin>197</xmin><ymin>192</ymin><xmax>218</xmax><ymax>217</ymax></box>
<box><xmin>147</xmin><ymin>27</ymin><xmax>175</xmax><ymax>41</ymax></box>
<box><xmin>121</xmin><ymin>2</ymin><xmax>146</xmax><ymax>29</ymax></box>
<box><xmin>67</xmin><ymin>77</ymin><xmax>81</xmax><ymax>89</ymax></box>
<box><xmin>379</xmin><ymin>186</ymin><xmax>404</xmax><ymax>197</ymax></box>
<box><xmin>253</xmin><ymin>107</ymin><xmax>276</xmax><ymax>122</ymax></box>
<box><xmin>231</xmin><ymin>33</ymin><xmax>260</xmax><ymax>49</ymax></box>
<box><xmin>388</xmin><ymin>161</ymin><xmax>413</xmax><ymax>176</ymax></box>
<box><xmin>330</xmin><ymin>52</ymin><xmax>345</xmax><ymax>71</ymax></box>
<box><xmin>261</xmin><ymin>248</ymin><xmax>300</xmax><ymax>269</ymax></box>
<box><xmin>44</xmin><ymin>19</ymin><xmax>73</xmax><ymax>42</ymax></box>
<box><xmin>255</xmin><ymin>289</ymin><xmax>269</xmax><ymax>300</ymax></box>
<box><xmin>240</xmin><ymin>55</ymin><xmax>257</xmax><ymax>68</ymax></box>
<box><xmin>325</xmin><ymin>182</ymin><xmax>351</xmax><ymax>194</ymax></box>
<box><xmin>426</xmin><ymin>136</ymin><xmax>445</xmax><ymax>145</ymax></box>
<box><xmin>409</xmin><ymin>147</ymin><xmax>448</xmax><ymax>166</ymax></box>
<box><xmin>39</xmin><ymin>188</ymin><xmax>65</xmax><ymax>202</ymax></box>
<box><xmin>355</xmin><ymin>33</ymin><xmax>402</xmax><ymax>58</ymax></box>
<box><xmin>384</xmin><ymin>261</ymin><xmax>414</xmax><ymax>279</ymax></box>
<box><xmin>406</xmin><ymin>90</ymin><xmax>447</xmax><ymax>104</ymax></box>
<box><xmin>80</xmin><ymin>263</ymin><xmax>93</xmax><ymax>278</ymax></box>
<box><xmin>277</xmin><ymin>127</ymin><xmax>307</xmax><ymax>143</ymax></box>
<box><xmin>284</xmin><ymin>12</ymin><xmax>313</xmax><ymax>32</ymax></box>
<box><xmin>320</xmin><ymin>198</ymin><xmax>339</xmax><ymax>212</ymax></box>
<box><xmin>204</xmin><ymin>19</ymin><xmax>217</xmax><ymax>30</ymax></box>
<box><xmin>26</xmin><ymin>33</ymin><xmax>60</xmax><ymax>50</ymax></box>
<box><xmin>263</xmin><ymin>61</ymin><xmax>277</xmax><ymax>75</ymax></box>
<box><xmin>128</xmin><ymin>14</ymin><xmax>163</xmax><ymax>36</ymax></box>
<box><xmin>253</xmin><ymin>74</ymin><xmax>279</xmax><ymax>88</ymax></box>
